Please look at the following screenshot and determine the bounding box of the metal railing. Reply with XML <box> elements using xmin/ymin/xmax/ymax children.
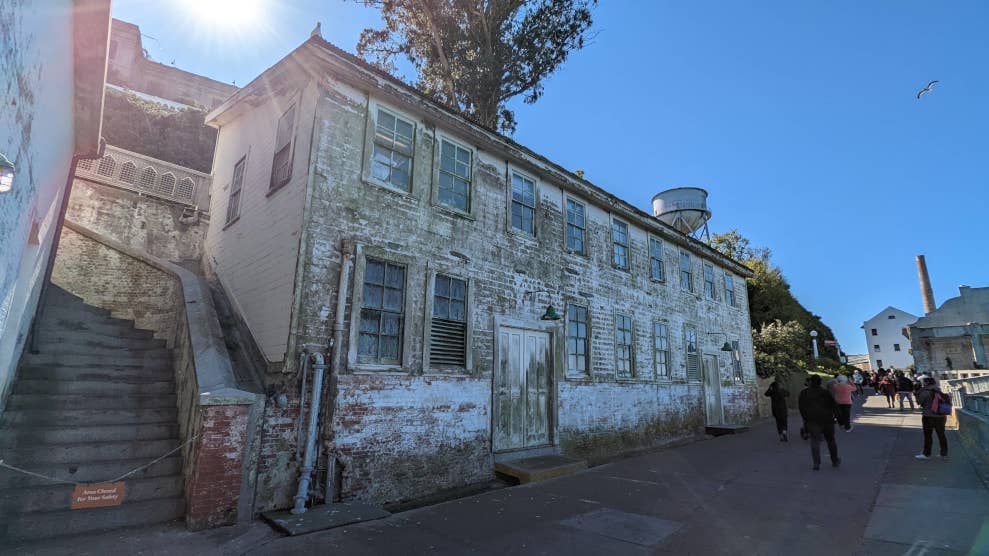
<box><xmin>75</xmin><ymin>145</ymin><xmax>211</xmax><ymax>208</ymax></box>
<box><xmin>941</xmin><ymin>374</ymin><xmax>989</xmax><ymax>416</ymax></box>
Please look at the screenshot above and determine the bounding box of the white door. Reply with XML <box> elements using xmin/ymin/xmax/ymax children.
<box><xmin>703</xmin><ymin>354</ymin><xmax>724</xmax><ymax>426</ymax></box>
<box><xmin>494</xmin><ymin>327</ymin><xmax>551</xmax><ymax>452</ymax></box>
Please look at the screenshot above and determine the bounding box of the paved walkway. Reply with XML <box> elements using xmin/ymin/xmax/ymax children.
<box><xmin>7</xmin><ymin>393</ymin><xmax>988</xmax><ymax>555</ymax></box>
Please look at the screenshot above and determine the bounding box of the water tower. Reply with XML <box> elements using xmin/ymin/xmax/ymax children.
<box><xmin>651</xmin><ymin>187</ymin><xmax>711</xmax><ymax>240</ymax></box>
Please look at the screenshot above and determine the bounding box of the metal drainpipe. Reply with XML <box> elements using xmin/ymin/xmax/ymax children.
<box><xmin>322</xmin><ymin>240</ymin><xmax>354</xmax><ymax>503</ymax></box>
<box><xmin>292</xmin><ymin>351</ymin><xmax>326</xmax><ymax>514</ymax></box>
<box><xmin>295</xmin><ymin>349</ymin><xmax>309</xmax><ymax>461</ymax></box>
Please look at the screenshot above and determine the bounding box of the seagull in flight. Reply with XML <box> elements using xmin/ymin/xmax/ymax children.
<box><xmin>917</xmin><ymin>80</ymin><xmax>939</xmax><ymax>99</ymax></box>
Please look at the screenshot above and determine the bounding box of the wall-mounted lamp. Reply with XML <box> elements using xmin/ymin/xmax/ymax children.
<box><xmin>523</xmin><ymin>289</ymin><xmax>561</xmax><ymax>321</ymax></box>
<box><xmin>707</xmin><ymin>332</ymin><xmax>735</xmax><ymax>352</ymax></box>
<box><xmin>0</xmin><ymin>153</ymin><xmax>14</xmax><ymax>193</ymax></box>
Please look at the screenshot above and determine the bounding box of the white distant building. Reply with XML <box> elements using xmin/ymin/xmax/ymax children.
<box><xmin>862</xmin><ymin>306</ymin><xmax>918</xmax><ymax>371</ymax></box>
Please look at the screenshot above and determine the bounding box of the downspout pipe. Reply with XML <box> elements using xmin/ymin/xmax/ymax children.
<box><xmin>292</xmin><ymin>351</ymin><xmax>326</xmax><ymax>514</ymax></box>
<box><xmin>322</xmin><ymin>241</ymin><xmax>354</xmax><ymax>503</ymax></box>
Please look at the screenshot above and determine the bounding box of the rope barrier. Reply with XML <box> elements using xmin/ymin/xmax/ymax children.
<box><xmin>0</xmin><ymin>433</ymin><xmax>200</xmax><ymax>486</ymax></box>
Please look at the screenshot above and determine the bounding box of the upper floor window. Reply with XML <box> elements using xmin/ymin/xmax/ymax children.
<box><xmin>371</xmin><ymin>108</ymin><xmax>414</xmax><ymax>192</ymax></box>
<box><xmin>685</xmin><ymin>325</ymin><xmax>700</xmax><ymax>381</ymax></box>
<box><xmin>680</xmin><ymin>252</ymin><xmax>693</xmax><ymax>292</ymax></box>
<box><xmin>430</xmin><ymin>274</ymin><xmax>467</xmax><ymax>368</ymax></box>
<box><xmin>871</xmin><ymin>328</ymin><xmax>878</xmax><ymax>336</ymax></box>
<box><xmin>724</xmin><ymin>273</ymin><xmax>737</xmax><ymax>307</ymax></box>
<box><xmin>511</xmin><ymin>172</ymin><xmax>536</xmax><ymax>235</ymax></box>
<box><xmin>615</xmin><ymin>313</ymin><xmax>635</xmax><ymax>378</ymax></box>
<box><xmin>566</xmin><ymin>198</ymin><xmax>586</xmax><ymax>254</ymax></box>
<box><xmin>887</xmin><ymin>315</ymin><xmax>896</xmax><ymax>319</ymax></box>
<box><xmin>894</xmin><ymin>343</ymin><xmax>901</xmax><ymax>352</ymax></box>
<box><xmin>654</xmin><ymin>322</ymin><xmax>670</xmax><ymax>379</ymax></box>
<box><xmin>358</xmin><ymin>259</ymin><xmax>406</xmax><ymax>365</ymax></box>
<box><xmin>873</xmin><ymin>344</ymin><xmax>881</xmax><ymax>351</ymax></box>
<box><xmin>612</xmin><ymin>220</ymin><xmax>629</xmax><ymax>270</ymax></box>
<box><xmin>270</xmin><ymin>104</ymin><xmax>296</xmax><ymax>191</ymax></box>
<box><xmin>704</xmin><ymin>263</ymin><xmax>716</xmax><ymax>299</ymax></box>
<box><xmin>567</xmin><ymin>304</ymin><xmax>589</xmax><ymax>375</ymax></box>
<box><xmin>438</xmin><ymin>139</ymin><xmax>472</xmax><ymax>212</ymax></box>
<box><xmin>877</xmin><ymin>359</ymin><xmax>883</xmax><ymax>368</ymax></box>
<box><xmin>225</xmin><ymin>156</ymin><xmax>246</xmax><ymax>225</ymax></box>
<box><xmin>649</xmin><ymin>237</ymin><xmax>665</xmax><ymax>281</ymax></box>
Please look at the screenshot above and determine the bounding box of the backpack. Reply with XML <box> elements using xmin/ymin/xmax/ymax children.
<box><xmin>930</xmin><ymin>390</ymin><xmax>952</xmax><ymax>416</ymax></box>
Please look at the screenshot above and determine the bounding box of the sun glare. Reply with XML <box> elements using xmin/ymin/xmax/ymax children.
<box><xmin>180</xmin><ymin>0</ymin><xmax>263</xmax><ymax>30</ymax></box>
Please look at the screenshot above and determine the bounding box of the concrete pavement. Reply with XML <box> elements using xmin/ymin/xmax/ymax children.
<box><xmin>5</xmin><ymin>392</ymin><xmax>988</xmax><ymax>555</ymax></box>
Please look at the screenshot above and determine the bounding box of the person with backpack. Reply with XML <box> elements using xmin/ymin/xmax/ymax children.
<box><xmin>916</xmin><ymin>377</ymin><xmax>949</xmax><ymax>460</ymax></box>
<box><xmin>895</xmin><ymin>371</ymin><xmax>916</xmax><ymax>410</ymax></box>
<box><xmin>798</xmin><ymin>375</ymin><xmax>840</xmax><ymax>470</ymax></box>
<box><xmin>879</xmin><ymin>375</ymin><xmax>897</xmax><ymax>408</ymax></box>
<box><xmin>765</xmin><ymin>378</ymin><xmax>790</xmax><ymax>441</ymax></box>
<box><xmin>832</xmin><ymin>375</ymin><xmax>856</xmax><ymax>431</ymax></box>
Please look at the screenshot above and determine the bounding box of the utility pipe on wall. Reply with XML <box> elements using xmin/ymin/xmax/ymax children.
<box><xmin>292</xmin><ymin>351</ymin><xmax>326</xmax><ymax>514</ymax></box>
<box><xmin>323</xmin><ymin>241</ymin><xmax>354</xmax><ymax>504</ymax></box>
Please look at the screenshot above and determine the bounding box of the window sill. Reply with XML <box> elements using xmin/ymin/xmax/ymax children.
<box><xmin>565</xmin><ymin>372</ymin><xmax>593</xmax><ymax>382</ymax></box>
<box><xmin>424</xmin><ymin>367</ymin><xmax>472</xmax><ymax>376</ymax></box>
<box><xmin>362</xmin><ymin>175</ymin><xmax>417</xmax><ymax>201</ymax></box>
<box><xmin>432</xmin><ymin>203</ymin><xmax>475</xmax><ymax>221</ymax></box>
<box><xmin>266</xmin><ymin>179</ymin><xmax>291</xmax><ymax>198</ymax></box>
<box><xmin>611</xmin><ymin>264</ymin><xmax>631</xmax><ymax>274</ymax></box>
<box><xmin>349</xmin><ymin>364</ymin><xmax>410</xmax><ymax>375</ymax></box>
<box><xmin>616</xmin><ymin>377</ymin><xmax>657</xmax><ymax>384</ymax></box>
<box><xmin>222</xmin><ymin>216</ymin><xmax>240</xmax><ymax>231</ymax></box>
<box><xmin>507</xmin><ymin>229</ymin><xmax>538</xmax><ymax>243</ymax></box>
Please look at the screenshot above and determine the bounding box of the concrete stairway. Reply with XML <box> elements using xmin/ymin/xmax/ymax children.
<box><xmin>0</xmin><ymin>286</ymin><xmax>185</xmax><ymax>542</ymax></box>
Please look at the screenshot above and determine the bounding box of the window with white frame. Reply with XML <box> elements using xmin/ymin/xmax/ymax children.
<box><xmin>615</xmin><ymin>313</ymin><xmax>634</xmax><ymax>378</ymax></box>
<box><xmin>358</xmin><ymin>259</ymin><xmax>406</xmax><ymax>364</ymax></box>
<box><xmin>654</xmin><ymin>322</ymin><xmax>670</xmax><ymax>379</ymax></box>
<box><xmin>724</xmin><ymin>273</ymin><xmax>737</xmax><ymax>307</ymax></box>
<box><xmin>731</xmin><ymin>340</ymin><xmax>743</xmax><ymax>382</ymax></box>
<box><xmin>685</xmin><ymin>325</ymin><xmax>700</xmax><ymax>381</ymax></box>
<box><xmin>430</xmin><ymin>274</ymin><xmax>467</xmax><ymax>368</ymax></box>
<box><xmin>649</xmin><ymin>237</ymin><xmax>665</xmax><ymax>281</ymax></box>
<box><xmin>438</xmin><ymin>139</ymin><xmax>472</xmax><ymax>212</ymax></box>
<box><xmin>511</xmin><ymin>172</ymin><xmax>536</xmax><ymax>235</ymax></box>
<box><xmin>566</xmin><ymin>198</ymin><xmax>586</xmax><ymax>254</ymax></box>
<box><xmin>704</xmin><ymin>263</ymin><xmax>716</xmax><ymax>299</ymax></box>
<box><xmin>612</xmin><ymin>220</ymin><xmax>629</xmax><ymax>270</ymax></box>
<box><xmin>225</xmin><ymin>156</ymin><xmax>246</xmax><ymax>224</ymax></box>
<box><xmin>894</xmin><ymin>343</ymin><xmax>901</xmax><ymax>351</ymax></box>
<box><xmin>270</xmin><ymin>104</ymin><xmax>295</xmax><ymax>191</ymax></box>
<box><xmin>567</xmin><ymin>304</ymin><xmax>589</xmax><ymax>375</ymax></box>
<box><xmin>873</xmin><ymin>345</ymin><xmax>881</xmax><ymax>351</ymax></box>
<box><xmin>371</xmin><ymin>108</ymin><xmax>414</xmax><ymax>192</ymax></box>
<box><xmin>680</xmin><ymin>252</ymin><xmax>693</xmax><ymax>292</ymax></box>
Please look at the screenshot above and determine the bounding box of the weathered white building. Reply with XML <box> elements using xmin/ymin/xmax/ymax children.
<box><xmin>0</xmin><ymin>0</ymin><xmax>110</xmax><ymax>412</ymax></box>
<box><xmin>205</xmin><ymin>36</ymin><xmax>758</xmax><ymax>509</ymax></box>
<box><xmin>909</xmin><ymin>286</ymin><xmax>989</xmax><ymax>375</ymax></box>
<box><xmin>862</xmin><ymin>306</ymin><xmax>918</xmax><ymax>371</ymax></box>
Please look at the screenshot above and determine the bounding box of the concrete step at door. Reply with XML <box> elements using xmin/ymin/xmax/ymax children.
<box><xmin>0</xmin><ymin>422</ymin><xmax>180</xmax><ymax>446</ymax></box>
<box><xmin>5</xmin><ymin>393</ymin><xmax>178</xmax><ymax>411</ymax></box>
<box><xmin>0</xmin><ymin>475</ymin><xmax>183</xmax><ymax>514</ymax></box>
<box><xmin>1</xmin><ymin>497</ymin><xmax>185</xmax><ymax>542</ymax></box>
<box><xmin>6</xmin><ymin>438</ymin><xmax>182</xmax><ymax>465</ymax></box>
<box><xmin>23</xmin><ymin>352</ymin><xmax>172</xmax><ymax>368</ymax></box>
<box><xmin>36</xmin><ymin>320</ymin><xmax>155</xmax><ymax>339</ymax></box>
<box><xmin>0</xmin><ymin>456</ymin><xmax>182</xmax><ymax>489</ymax></box>
<box><xmin>31</xmin><ymin>331</ymin><xmax>167</xmax><ymax>350</ymax></box>
<box><xmin>0</xmin><ymin>407</ymin><xmax>178</xmax><ymax>427</ymax></box>
<box><xmin>17</xmin><ymin>365</ymin><xmax>173</xmax><ymax>382</ymax></box>
<box><xmin>12</xmin><ymin>378</ymin><xmax>176</xmax><ymax>396</ymax></box>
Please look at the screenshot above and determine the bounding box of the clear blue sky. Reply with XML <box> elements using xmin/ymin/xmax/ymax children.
<box><xmin>113</xmin><ymin>0</ymin><xmax>989</xmax><ymax>355</ymax></box>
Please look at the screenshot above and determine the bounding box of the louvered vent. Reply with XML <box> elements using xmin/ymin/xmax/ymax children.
<box><xmin>430</xmin><ymin>318</ymin><xmax>466</xmax><ymax>367</ymax></box>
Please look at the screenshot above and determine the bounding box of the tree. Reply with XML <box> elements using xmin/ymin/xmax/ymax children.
<box><xmin>355</xmin><ymin>0</ymin><xmax>597</xmax><ymax>134</ymax></box>
<box><xmin>752</xmin><ymin>320</ymin><xmax>807</xmax><ymax>379</ymax></box>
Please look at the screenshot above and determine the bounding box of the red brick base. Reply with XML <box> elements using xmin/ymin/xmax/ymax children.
<box><xmin>185</xmin><ymin>404</ymin><xmax>250</xmax><ymax>530</ymax></box>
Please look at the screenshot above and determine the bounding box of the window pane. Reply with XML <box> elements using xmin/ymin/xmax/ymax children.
<box><xmin>385</xmin><ymin>264</ymin><xmax>405</xmax><ymax>288</ymax></box>
<box><xmin>383</xmin><ymin>287</ymin><xmax>403</xmax><ymax>311</ymax></box>
<box><xmin>450</xmin><ymin>278</ymin><xmax>466</xmax><ymax>300</ymax></box>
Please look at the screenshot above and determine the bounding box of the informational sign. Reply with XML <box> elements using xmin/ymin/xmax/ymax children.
<box><xmin>71</xmin><ymin>482</ymin><xmax>126</xmax><ymax>509</ymax></box>
<box><xmin>824</xmin><ymin>340</ymin><xmax>838</xmax><ymax>346</ymax></box>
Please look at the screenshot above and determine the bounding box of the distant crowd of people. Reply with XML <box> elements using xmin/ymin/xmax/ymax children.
<box><xmin>764</xmin><ymin>366</ymin><xmax>951</xmax><ymax>470</ymax></box>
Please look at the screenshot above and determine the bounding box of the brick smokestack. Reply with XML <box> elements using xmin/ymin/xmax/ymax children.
<box><xmin>916</xmin><ymin>255</ymin><xmax>936</xmax><ymax>314</ymax></box>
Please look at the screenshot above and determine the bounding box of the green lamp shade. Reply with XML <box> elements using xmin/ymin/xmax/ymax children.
<box><xmin>721</xmin><ymin>341</ymin><xmax>733</xmax><ymax>352</ymax></box>
<box><xmin>541</xmin><ymin>305</ymin><xmax>561</xmax><ymax>321</ymax></box>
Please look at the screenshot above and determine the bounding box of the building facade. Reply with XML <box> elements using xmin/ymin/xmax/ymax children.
<box><xmin>862</xmin><ymin>306</ymin><xmax>917</xmax><ymax>371</ymax></box>
<box><xmin>909</xmin><ymin>286</ymin><xmax>989</xmax><ymax>375</ymax></box>
<box><xmin>0</xmin><ymin>0</ymin><xmax>110</xmax><ymax>412</ymax></box>
<box><xmin>205</xmin><ymin>37</ymin><xmax>758</xmax><ymax>510</ymax></box>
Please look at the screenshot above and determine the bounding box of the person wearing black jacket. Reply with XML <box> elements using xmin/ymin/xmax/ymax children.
<box><xmin>798</xmin><ymin>375</ymin><xmax>841</xmax><ymax>470</ymax></box>
<box><xmin>765</xmin><ymin>379</ymin><xmax>790</xmax><ymax>442</ymax></box>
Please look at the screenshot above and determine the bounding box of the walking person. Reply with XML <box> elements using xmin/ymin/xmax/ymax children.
<box><xmin>896</xmin><ymin>371</ymin><xmax>916</xmax><ymax>410</ymax></box>
<box><xmin>765</xmin><ymin>378</ymin><xmax>790</xmax><ymax>441</ymax></box>
<box><xmin>880</xmin><ymin>374</ymin><xmax>897</xmax><ymax>408</ymax></box>
<box><xmin>798</xmin><ymin>375</ymin><xmax>840</xmax><ymax>470</ymax></box>
<box><xmin>916</xmin><ymin>377</ymin><xmax>949</xmax><ymax>460</ymax></box>
<box><xmin>832</xmin><ymin>375</ymin><xmax>856</xmax><ymax>431</ymax></box>
<box><xmin>852</xmin><ymin>370</ymin><xmax>864</xmax><ymax>397</ymax></box>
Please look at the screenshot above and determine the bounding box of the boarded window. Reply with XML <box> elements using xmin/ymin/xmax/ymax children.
<box><xmin>649</xmin><ymin>237</ymin><xmax>665</xmax><ymax>281</ymax></box>
<box><xmin>731</xmin><ymin>340</ymin><xmax>743</xmax><ymax>382</ymax></box>
<box><xmin>370</xmin><ymin>108</ymin><xmax>414</xmax><ymax>191</ymax></box>
<box><xmin>654</xmin><ymin>322</ymin><xmax>670</xmax><ymax>378</ymax></box>
<box><xmin>566</xmin><ymin>198</ymin><xmax>585</xmax><ymax>254</ymax></box>
<box><xmin>270</xmin><ymin>104</ymin><xmax>295</xmax><ymax>190</ymax></box>
<box><xmin>567</xmin><ymin>304</ymin><xmax>589</xmax><ymax>375</ymax></box>
<box><xmin>704</xmin><ymin>263</ymin><xmax>716</xmax><ymax>299</ymax></box>
<box><xmin>725</xmin><ymin>273</ymin><xmax>736</xmax><ymax>307</ymax></box>
<box><xmin>359</xmin><ymin>259</ymin><xmax>405</xmax><ymax>364</ymax></box>
<box><xmin>680</xmin><ymin>252</ymin><xmax>693</xmax><ymax>292</ymax></box>
<box><xmin>511</xmin><ymin>172</ymin><xmax>536</xmax><ymax>235</ymax></box>
<box><xmin>430</xmin><ymin>274</ymin><xmax>467</xmax><ymax>368</ymax></box>
<box><xmin>685</xmin><ymin>326</ymin><xmax>699</xmax><ymax>381</ymax></box>
<box><xmin>226</xmin><ymin>157</ymin><xmax>246</xmax><ymax>224</ymax></box>
<box><xmin>616</xmin><ymin>313</ymin><xmax>634</xmax><ymax>378</ymax></box>
<box><xmin>612</xmin><ymin>220</ymin><xmax>629</xmax><ymax>270</ymax></box>
<box><xmin>438</xmin><ymin>139</ymin><xmax>471</xmax><ymax>212</ymax></box>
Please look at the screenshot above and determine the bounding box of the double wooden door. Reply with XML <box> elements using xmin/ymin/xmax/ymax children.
<box><xmin>494</xmin><ymin>327</ymin><xmax>550</xmax><ymax>452</ymax></box>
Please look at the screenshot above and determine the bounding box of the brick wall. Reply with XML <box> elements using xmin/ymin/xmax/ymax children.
<box><xmin>184</xmin><ymin>404</ymin><xmax>251</xmax><ymax>530</ymax></box>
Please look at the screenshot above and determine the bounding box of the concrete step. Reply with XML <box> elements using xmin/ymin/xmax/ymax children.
<box><xmin>5</xmin><ymin>393</ymin><xmax>177</xmax><ymax>411</ymax></box>
<box><xmin>1</xmin><ymin>497</ymin><xmax>185</xmax><ymax>542</ymax></box>
<box><xmin>0</xmin><ymin>475</ymin><xmax>183</xmax><ymax>514</ymax></box>
<box><xmin>41</xmin><ymin>299</ymin><xmax>112</xmax><ymax>318</ymax></box>
<box><xmin>13</xmin><ymin>378</ymin><xmax>175</xmax><ymax>396</ymax></box>
<box><xmin>0</xmin><ymin>423</ymin><xmax>180</xmax><ymax>446</ymax></box>
<box><xmin>31</xmin><ymin>336</ymin><xmax>168</xmax><ymax>352</ymax></box>
<box><xmin>0</xmin><ymin>407</ymin><xmax>178</xmax><ymax>427</ymax></box>
<box><xmin>494</xmin><ymin>455</ymin><xmax>588</xmax><ymax>484</ymax></box>
<box><xmin>36</xmin><ymin>320</ymin><xmax>155</xmax><ymax>339</ymax></box>
<box><xmin>5</xmin><ymin>439</ymin><xmax>182</xmax><ymax>465</ymax></box>
<box><xmin>32</xmin><ymin>331</ymin><xmax>167</xmax><ymax>350</ymax></box>
<box><xmin>0</xmin><ymin>456</ymin><xmax>181</xmax><ymax>489</ymax></box>
<box><xmin>17</xmin><ymin>366</ymin><xmax>173</xmax><ymax>382</ymax></box>
<box><xmin>38</xmin><ymin>307</ymin><xmax>135</xmax><ymax>328</ymax></box>
<box><xmin>23</xmin><ymin>352</ymin><xmax>171</xmax><ymax>368</ymax></box>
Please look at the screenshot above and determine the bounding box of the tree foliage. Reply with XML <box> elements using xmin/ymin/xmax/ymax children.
<box><xmin>355</xmin><ymin>0</ymin><xmax>597</xmax><ymax>134</ymax></box>
<box><xmin>101</xmin><ymin>89</ymin><xmax>217</xmax><ymax>173</ymax></box>
<box><xmin>752</xmin><ymin>320</ymin><xmax>807</xmax><ymax>379</ymax></box>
